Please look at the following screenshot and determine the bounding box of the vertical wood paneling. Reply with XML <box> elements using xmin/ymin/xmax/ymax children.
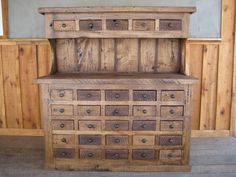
<box><xmin>0</xmin><ymin>46</ymin><xmax>6</xmax><ymax>128</ymax></box>
<box><xmin>2</xmin><ymin>45</ymin><xmax>23</xmax><ymax>128</ymax></box>
<box><xmin>100</xmin><ymin>39</ymin><xmax>115</xmax><ymax>72</ymax></box>
<box><xmin>216</xmin><ymin>0</ymin><xmax>235</xmax><ymax>130</ymax></box>
<box><xmin>200</xmin><ymin>44</ymin><xmax>219</xmax><ymax>130</ymax></box>
<box><xmin>19</xmin><ymin>45</ymin><xmax>40</xmax><ymax>129</ymax></box>
<box><xmin>188</xmin><ymin>44</ymin><xmax>203</xmax><ymax>130</ymax></box>
<box><xmin>37</xmin><ymin>44</ymin><xmax>51</xmax><ymax>77</ymax></box>
<box><xmin>115</xmin><ymin>39</ymin><xmax>138</xmax><ymax>72</ymax></box>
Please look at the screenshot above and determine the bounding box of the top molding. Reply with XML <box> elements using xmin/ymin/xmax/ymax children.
<box><xmin>39</xmin><ymin>6</ymin><xmax>196</xmax><ymax>14</ymax></box>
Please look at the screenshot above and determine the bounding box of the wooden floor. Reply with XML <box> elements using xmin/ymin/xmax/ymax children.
<box><xmin>0</xmin><ymin>137</ymin><xmax>235</xmax><ymax>177</ymax></box>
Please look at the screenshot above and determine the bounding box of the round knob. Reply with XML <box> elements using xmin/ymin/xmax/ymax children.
<box><xmin>88</xmin><ymin>153</ymin><xmax>94</xmax><ymax>157</ymax></box>
<box><xmin>169</xmin><ymin>124</ymin><xmax>174</xmax><ymax>129</ymax></box>
<box><xmin>141</xmin><ymin>152</ymin><xmax>147</xmax><ymax>158</ymax></box>
<box><xmin>88</xmin><ymin>23</ymin><xmax>94</xmax><ymax>29</ymax></box>
<box><xmin>142</xmin><ymin>109</ymin><xmax>147</xmax><ymax>114</ymax></box>
<box><xmin>115</xmin><ymin>93</ymin><xmax>120</xmax><ymax>98</ymax></box>
<box><xmin>141</xmin><ymin>22</ymin><xmax>146</xmax><ymax>27</ymax></box>
<box><xmin>114</xmin><ymin>153</ymin><xmax>120</xmax><ymax>158</ymax></box>
<box><xmin>61</xmin><ymin>152</ymin><xmax>67</xmax><ymax>156</ymax></box>
<box><xmin>87</xmin><ymin>124</ymin><xmax>94</xmax><ymax>128</ymax></box>
<box><xmin>62</xmin><ymin>23</ymin><xmax>67</xmax><ymax>28</ymax></box>
<box><xmin>87</xmin><ymin>138</ymin><xmax>94</xmax><ymax>143</ymax></box>
<box><xmin>142</xmin><ymin>94</ymin><xmax>147</xmax><ymax>99</ymax></box>
<box><xmin>114</xmin><ymin>138</ymin><xmax>120</xmax><ymax>143</ymax></box>
<box><xmin>114</xmin><ymin>23</ymin><xmax>119</xmax><ymax>27</ymax></box>
<box><xmin>114</xmin><ymin>109</ymin><xmax>119</xmax><ymax>114</ymax></box>
<box><xmin>169</xmin><ymin>109</ymin><xmax>175</xmax><ymax>115</ymax></box>
<box><xmin>87</xmin><ymin>93</ymin><xmax>92</xmax><ymax>98</ymax></box>
<box><xmin>141</xmin><ymin>124</ymin><xmax>147</xmax><ymax>129</ymax></box>
<box><xmin>59</xmin><ymin>91</ymin><xmax>65</xmax><ymax>97</ymax></box>
<box><xmin>170</xmin><ymin>94</ymin><xmax>175</xmax><ymax>99</ymax></box>
<box><xmin>61</xmin><ymin>138</ymin><xmax>67</xmax><ymax>143</ymax></box>
<box><xmin>167</xmin><ymin>153</ymin><xmax>173</xmax><ymax>158</ymax></box>
<box><xmin>141</xmin><ymin>138</ymin><xmax>147</xmax><ymax>143</ymax></box>
<box><xmin>167</xmin><ymin>23</ymin><xmax>173</xmax><ymax>28</ymax></box>
<box><xmin>60</xmin><ymin>123</ymin><xmax>65</xmax><ymax>128</ymax></box>
<box><xmin>86</xmin><ymin>109</ymin><xmax>91</xmax><ymax>114</ymax></box>
<box><xmin>114</xmin><ymin>124</ymin><xmax>120</xmax><ymax>129</ymax></box>
<box><xmin>168</xmin><ymin>138</ymin><xmax>174</xmax><ymax>143</ymax></box>
<box><xmin>59</xmin><ymin>109</ymin><xmax>65</xmax><ymax>113</ymax></box>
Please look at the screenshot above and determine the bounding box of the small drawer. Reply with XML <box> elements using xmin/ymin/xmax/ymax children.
<box><xmin>80</xmin><ymin>149</ymin><xmax>102</xmax><ymax>159</ymax></box>
<box><xmin>77</xmin><ymin>106</ymin><xmax>101</xmax><ymax>116</ymax></box>
<box><xmin>105</xmin><ymin>120</ymin><xmax>129</xmax><ymax>131</ymax></box>
<box><xmin>51</xmin><ymin>120</ymin><xmax>74</xmax><ymax>130</ymax></box>
<box><xmin>133</xmin><ymin>20</ymin><xmax>155</xmax><ymax>31</ymax></box>
<box><xmin>132</xmin><ymin>150</ymin><xmax>155</xmax><ymax>160</ymax></box>
<box><xmin>79</xmin><ymin>135</ymin><xmax>102</xmax><ymax>145</ymax></box>
<box><xmin>159</xmin><ymin>136</ymin><xmax>182</xmax><ymax>146</ymax></box>
<box><xmin>53</xmin><ymin>20</ymin><xmax>75</xmax><ymax>31</ymax></box>
<box><xmin>105</xmin><ymin>90</ymin><xmax>129</xmax><ymax>101</ymax></box>
<box><xmin>133</xmin><ymin>106</ymin><xmax>156</xmax><ymax>117</ymax></box>
<box><xmin>50</xmin><ymin>89</ymin><xmax>73</xmax><ymax>101</ymax></box>
<box><xmin>160</xmin><ymin>150</ymin><xmax>182</xmax><ymax>161</ymax></box>
<box><xmin>106</xmin><ymin>135</ymin><xmax>129</xmax><ymax>145</ymax></box>
<box><xmin>160</xmin><ymin>120</ymin><xmax>183</xmax><ymax>131</ymax></box>
<box><xmin>133</xmin><ymin>135</ymin><xmax>155</xmax><ymax>146</ymax></box>
<box><xmin>106</xmin><ymin>19</ymin><xmax>128</xmax><ymax>30</ymax></box>
<box><xmin>160</xmin><ymin>106</ymin><xmax>184</xmax><ymax>117</ymax></box>
<box><xmin>105</xmin><ymin>105</ymin><xmax>129</xmax><ymax>116</ymax></box>
<box><xmin>78</xmin><ymin>121</ymin><xmax>101</xmax><ymax>131</ymax></box>
<box><xmin>105</xmin><ymin>149</ymin><xmax>128</xmax><ymax>160</ymax></box>
<box><xmin>79</xmin><ymin>20</ymin><xmax>102</xmax><ymax>31</ymax></box>
<box><xmin>51</xmin><ymin>105</ymin><xmax>73</xmax><ymax>116</ymax></box>
<box><xmin>133</xmin><ymin>90</ymin><xmax>157</xmax><ymax>101</ymax></box>
<box><xmin>161</xmin><ymin>90</ymin><xmax>185</xmax><ymax>102</ymax></box>
<box><xmin>133</xmin><ymin>120</ymin><xmax>156</xmax><ymax>131</ymax></box>
<box><xmin>159</xmin><ymin>19</ymin><xmax>182</xmax><ymax>31</ymax></box>
<box><xmin>77</xmin><ymin>90</ymin><xmax>101</xmax><ymax>101</ymax></box>
<box><xmin>53</xmin><ymin>134</ymin><xmax>75</xmax><ymax>145</ymax></box>
<box><xmin>54</xmin><ymin>148</ymin><xmax>75</xmax><ymax>159</ymax></box>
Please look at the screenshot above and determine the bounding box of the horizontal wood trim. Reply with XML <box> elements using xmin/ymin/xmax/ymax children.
<box><xmin>0</xmin><ymin>128</ymin><xmax>44</xmax><ymax>136</ymax></box>
<box><xmin>191</xmin><ymin>130</ymin><xmax>230</xmax><ymax>137</ymax></box>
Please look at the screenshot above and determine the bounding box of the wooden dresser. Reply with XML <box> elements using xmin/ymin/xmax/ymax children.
<box><xmin>37</xmin><ymin>6</ymin><xmax>197</xmax><ymax>172</ymax></box>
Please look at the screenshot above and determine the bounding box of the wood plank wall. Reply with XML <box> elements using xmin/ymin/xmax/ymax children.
<box><xmin>0</xmin><ymin>0</ymin><xmax>235</xmax><ymax>137</ymax></box>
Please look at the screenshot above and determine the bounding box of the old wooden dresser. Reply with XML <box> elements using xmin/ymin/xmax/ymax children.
<box><xmin>37</xmin><ymin>7</ymin><xmax>197</xmax><ymax>171</ymax></box>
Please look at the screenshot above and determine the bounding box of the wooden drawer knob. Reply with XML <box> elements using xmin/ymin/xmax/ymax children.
<box><xmin>167</xmin><ymin>153</ymin><xmax>173</xmax><ymax>158</ymax></box>
<box><xmin>114</xmin><ymin>124</ymin><xmax>120</xmax><ymax>129</ymax></box>
<box><xmin>60</xmin><ymin>123</ymin><xmax>65</xmax><ymax>128</ymax></box>
<box><xmin>141</xmin><ymin>152</ymin><xmax>147</xmax><ymax>158</ymax></box>
<box><xmin>59</xmin><ymin>109</ymin><xmax>65</xmax><ymax>113</ymax></box>
<box><xmin>168</xmin><ymin>138</ymin><xmax>174</xmax><ymax>143</ymax></box>
<box><xmin>59</xmin><ymin>91</ymin><xmax>65</xmax><ymax>97</ymax></box>
<box><xmin>87</xmin><ymin>153</ymin><xmax>94</xmax><ymax>157</ymax></box>
<box><xmin>170</xmin><ymin>94</ymin><xmax>175</xmax><ymax>99</ymax></box>
<box><xmin>88</xmin><ymin>23</ymin><xmax>94</xmax><ymax>29</ymax></box>
<box><xmin>115</xmin><ymin>93</ymin><xmax>120</xmax><ymax>98</ymax></box>
<box><xmin>62</xmin><ymin>23</ymin><xmax>67</xmax><ymax>28</ymax></box>
<box><xmin>61</xmin><ymin>138</ymin><xmax>67</xmax><ymax>143</ymax></box>
<box><xmin>114</xmin><ymin>138</ymin><xmax>120</xmax><ymax>143</ymax></box>
<box><xmin>61</xmin><ymin>151</ymin><xmax>67</xmax><ymax>156</ymax></box>
<box><xmin>169</xmin><ymin>124</ymin><xmax>174</xmax><ymax>129</ymax></box>
<box><xmin>142</xmin><ymin>109</ymin><xmax>147</xmax><ymax>114</ymax></box>
<box><xmin>141</xmin><ymin>138</ymin><xmax>147</xmax><ymax>143</ymax></box>
<box><xmin>113</xmin><ymin>109</ymin><xmax>119</xmax><ymax>114</ymax></box>
<box><xmin>167</xmin><ymin>23</ymin><xmax>173</xmax><ymax>28</ymax></box>
<box><xmin>87</xmin><ymin>124</ymin><xmax>94</xmax><ymax>128</ymax></box>
<box><xmin>86</xmin><ymin>109</ymin><xmax>91</xmax><ymax>114</ymax></box>
<box><xmin>142</xmin><ymin>94</ymin><xmax>147</xmax><ymax>98</ymax></box>
<box><xmin>169</xmin><ymin>109</ymin><xmax>175</xmax><ymax>114</ymax></box>
<box><xmin>114</xmin><ymin>153</ymin><xmax>120</xmax><ymax>158</ymax></box>
<box><xmin>87</xmin><ymin>138</ymin><xmax>94</xmax><ymax>143</ymax></box>
<box><xmin>87</xmin><ymin>93</ymin><xmax>92</xmax><ymax>98</ymax></box>
<box><xmin>141</xmin><ymin>124</ymin><xmax>147</xmax><ymax>128</ymax></box>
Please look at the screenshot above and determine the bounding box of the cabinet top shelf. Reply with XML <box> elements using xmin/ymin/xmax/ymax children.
<box><xmin>39</xmin><ymin>6</ymin><xmax>196</xmax><ymax>14</ymax></box>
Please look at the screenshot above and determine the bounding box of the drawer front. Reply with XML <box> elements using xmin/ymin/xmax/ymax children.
<box><xmin>160</xmin><ymin>120</ymin><xmax>183</xmax><ymax>131</ymax></box>
<box><xmin>77</xmin><ymin>106</ymin><xmax>101</xmax><ymax>116</ymax></box>
<box><xmin>53</xmin><ymin>20</ymin><xmax>75</xmax><ymax>31</ymax></box>
<box><xmin>132</xmin><ymin>150</ymin><xmax>155</xmax><ymax>160</ymax></box>
<box><xmin>105</xmin><ymin>90</ymin><xmax>129</xmax><ymax>101</ymax></box>
<box><xmin>51</xmin><ymin>120</ymin><xmax>74</xmax><ymax>130</ymax></box>
<box><xmin>106</xmin><ymin>135</ymin><xmax>129</xmax><ymax>145</ymax></box>
<box><xmin>79</xmin><ymin>20</ymin><xmax>102</xmax><ymax>31</ymax></box>
<box><xmin>50</xmin><ymin>89</ymin><xmax>73</xmax><ymax>101</ymax></box>
<box><xmin>51</xmin><ymin>105</ymin><xmax>73</xmax><ymax>116</ymax></box>
<box><xmin>105</xmin><ymin>105</ymin><xmax>129</xmax><ymax>116</ymax></box>
<box><xmin>160</xmin><ymin>150</ymin><xmax>182</xmax><ymax>161</ymax></box>
<box><xmin>161</xmin><ymin>90</ymin><xmax>185</xmax><ymax>102</ymax></box>
<box><xmin>160</xmin><ymin>106</ymin><xmax>184</xmax><ymax>117</ymax></box>
<box><xmin>133</xmin><ymin>105</ymin><xmax>157</xmax><ymax>117</ymax></box>
<box><xmin>105</xmin><ymin>120</ymin><xmax>129</xmax><ymax>131</ymax></box>
<box><xmin>77</xmin><ymin>90</ymin><xmax>101</xmax><ymax>101</ymax></box>
<box><xmin>54</xmin><ymin>148</ymin><xmax>75</xmax><ymax>159</ymax></box>
<box><xmin>80</xmin><ymin>149</ymin><xmax>102</xmax><ymax>159</ymax></box>
<box><xmin>79</xmin><ymin>135</ymin><xmax>102</xmax><ymax>145</ymax></box>
<box><xmin>79</xmin><ymin>121</ymin><xmax>101</xmax><ymax>131</ymax></box>
<box><xmin>133</xmin><ymin>90</ymin><xmax>157</xmax><ymax>101</ymax></box>
<box><xmin>159</xmin><ymin>136</ymin><xmax>182</xmax><ymax>146</ymax></box>
<box><xmin>106</xmin><ymin>19</ymin><xmax>128</xmax><ymax>30</ymax></box>
<box><xmin>132</xmin><ymin>120</ymin><xmax>156</xmax><ymax>131</ymax></box>
<box><xmin>133</xmin><ymin>20</ymin><xmax>155</xmax><ymax>31</ymax></box>
<box><xmin>53</xmin><ymin>134</ymin><xmax>75</xmax><ymax>145</ymax></box>
<box><xmin>159</xmin><ymin>19</ymin><xmax>182</xmax><ymax>31</ymax></box>
<box><xmin>105</xmin><ymin>149</ymin><xmax>129</xmax><ymax>160</ymax></box>
<box><xmin>133</xmin><ymin>135</ymin><xmax>155</xmax><ymax>146</ymax></box>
